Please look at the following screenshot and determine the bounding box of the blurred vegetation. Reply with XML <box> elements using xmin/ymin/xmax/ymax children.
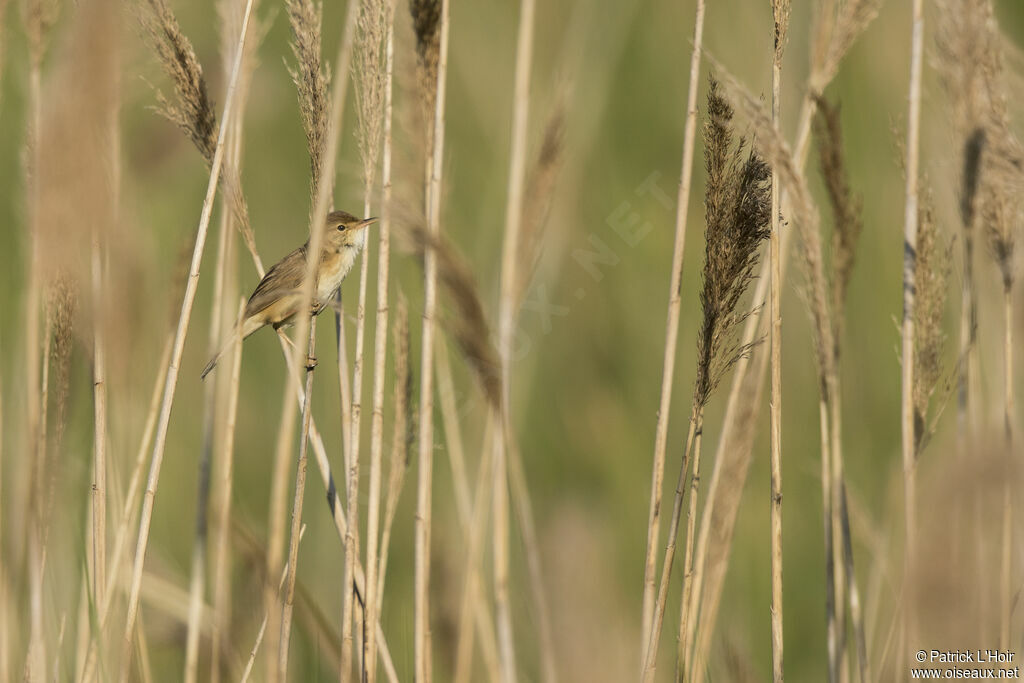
<box><xmin>1</xmin><ymin>0</ymin><xmax>1023</xmax><ymax>680</ymax></box>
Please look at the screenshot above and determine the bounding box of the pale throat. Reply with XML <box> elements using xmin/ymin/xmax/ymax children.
<box><xmin>316</xmin><ymin>228</ymin><xmax>366</xmax><ymax>302</ymax></box>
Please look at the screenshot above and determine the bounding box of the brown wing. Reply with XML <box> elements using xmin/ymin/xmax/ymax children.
<box><xmin>244</xmin><ymin>246</ymin><xmax>307</xmax><ymax>318</ymax></box>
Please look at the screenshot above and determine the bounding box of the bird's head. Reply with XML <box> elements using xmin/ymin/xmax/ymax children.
<box><xmin>324</xmin><ymin>210</ymin><xmax>378</xmax><ymax>248</ymax></box>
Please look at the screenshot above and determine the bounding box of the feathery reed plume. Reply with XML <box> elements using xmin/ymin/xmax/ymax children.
<box><xmin>809</xmin><ymin>0</ymin><xmax>883</xmax><ymax>94</ymax></box>
<box><xmin>46</xmin><ymin>274</ymin><xmax>75</xmax><ymax>455</ymax></box>
<box><xmin>641</xmin><ymin>0</ymin><xmax>706</xmax><ymax>658</ymax></box>
<box><xmin>285</xmin><ymin>0</ymin><xmax>329</xmax><ymax>203</ymax></box>
<box><xmin>644</xmin><ymin>76</ymin><xmax>771</xmax><ymax>682</ymax></box>
<box><xmin>934</xmin><ymin>0</ymin><xmax>1007</xmax><ymax>437</ymax></box>
<box><xmin>410</xmin><ymin>0</ymin><xmax>441</xmax><ymax>113</ymax></box>
<box><xmin>693</xmin><ymin>84</ymin><xmax>771</xmax><ymax>408</ymax></box>
<box><xmin>814</xmin><ymin>97</ymin><xmax>863</xmax><ymax>341</ymax></box>
<box><xmin>394</xmin><ymin>212</ymin><xmax>502</xmax><ymax>408</ymax></box>
<box><xmin>140</xmin><ymin>0</ymin><xmax>216</xmax><ymax>161</ymax></box>
<box><xmin>912</xmin><ymin>187</ymin><xmax>951</xmax><ymax>453</ymax></box>
<box><xmin>514</xmin><ymin>104</ymin><xmax>565</xmax><ymax>306</ymax></box>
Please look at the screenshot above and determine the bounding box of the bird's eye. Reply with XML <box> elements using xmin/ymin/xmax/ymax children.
<box><xmin>337</xmin><ymin>224</ymin><xmax>346</xmax><ymax>231</ymax></box>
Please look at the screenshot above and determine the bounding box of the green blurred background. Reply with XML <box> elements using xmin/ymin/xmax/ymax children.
<box><xmin>1</xmin><ymin>0</ymin><xmax>1023</xmax><ymax>680</ymax></box>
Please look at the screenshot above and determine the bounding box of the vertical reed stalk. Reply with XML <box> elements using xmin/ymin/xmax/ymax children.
<box><xmin>676</xmin><ymin>416</ymin><xmax>704</xmax><ymax>680</ymax></box>
<box><xmin>118</xmin><ymin>2</ymin><xmax>255</xmax><ymax>678</ymax></box>
<box><xmin>769</xmin><ymin>25</ymin><xmax>785</xmax><ymax>683</ymax></box>
<box><xmin>900</xmin><ymin>0</ymin><xmax>924</xmax><ymax>653</ymax></box>
<box><xmin>90</xmin><ymin>226</ymin><xmax>108</xmax><ymax>626</ymax></box>
<box><xmin>0</xmin><ymin>370</ymin><xmax>5</xmax><ymax>683</ymax></box>
<box><xmin>414</xmin><ymin>0</ymin><xmax>450</xmax><ymax>679</ymax></box>
<box><xmin>643</xmin><ymin>416</ymin><xmax>697</xmax><ymax>683</ymax></box>
<box><xmin>277</xmin><ymin>320</ymin><xmax>317</xmax><ymax>680</ymax></box>
<box><xmin>210</xmin><ymin>298</ymin><xmax>244</xmax><ymax>683</ymax></box>
<box><xmin>494</xmin><ymin>0</ymin><xmax>538</xmax><ymax>679</ymax></box>
<box><xmin>641</xmin><ymin>0</ymin><xmax>706</xmax><ymax>659</ymax></box>
<box><xmin>364</xmin><ymin>7</ymin><xmax>395</xmax><ymax>680</ymax></box>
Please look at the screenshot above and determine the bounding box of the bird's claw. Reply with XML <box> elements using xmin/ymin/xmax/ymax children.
<box><xmin>305</xmin><ymin>355</ymin><xmax>318</xmax><ymax>371</ymax></box>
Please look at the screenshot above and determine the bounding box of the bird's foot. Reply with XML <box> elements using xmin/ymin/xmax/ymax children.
<box><xmin>305</xmin><ymin>355</ymin><xmax>318</xmax><ymax>371</ymax></box>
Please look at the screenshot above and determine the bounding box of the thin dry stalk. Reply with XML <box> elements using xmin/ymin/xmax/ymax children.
<box><xmin>814</xmin><ymin>97</ymin><xmax>868</xmax><ymax>683</ymax></box>
<box><xmin>900</xmin><ymin>0</ymin><xmax>925</xmax><ymax>652</ymax></box>
<box><xmin>346</xmin><ymin>0</ymin><xmax>387</xmax><ymax>678</ymax></box>
<box><xmin>413</xmin><ymin>0</ymin><xmax>449</xmax><ymax>679</ymax></box>
<box><xmin>641</xmin><ymin>0</ymin><xmax>706</xmax><ymax>659</ymax></box>
<box><xmin>376</xmin><ymin>294</ymin><xmax>411</xmax><ymax>603</ymax></box>
<box><xmin>91</xmin><ymin>230</ymin><xmax>108</xmax><ymax>621</ymax></box>
<box><xmin>274</xmin><ymin>0</ymin><xmax>363</xmax><ymax>674</ymax></box>
<box><xmin>454</xmin><ymin>420</ymin><xmax>501</xmax><ymax>683</ymax></box>
<box><xmin>364</xmin><ymin>6</ymin><xmax>395</xmax><ymax>679</ymax></box>
<box><xmin>241</xmin><ymin>526</ymin><xmax>305</xmax><ymax>683</ymax></box>
<box><xmin>118</xmin><ymin>2</ymin><xmax>256</xmax><ymax>678</ymax></box>
<box><xmin>80</xmin><ymin>335</ymin><xmax>172</xmax><ymax>683</ymax></box>
<box><xmin>210</xmin><ymin>299</ymin><xmax>245</xmax><ymax>683</ymax></box>
<box><xmin>493</xmin><ymin>0</ymin><xmax>540</xmax><ymax>679</ymax></box>
<box><xmin>768</xmin><ymin>2</ymin><xmax>789</xmax><ymax>679</ymax></box>
<box><xmin>277</xmin><ymin>320</ymin><xmax>318</xmax><ymax>681</ymax></box>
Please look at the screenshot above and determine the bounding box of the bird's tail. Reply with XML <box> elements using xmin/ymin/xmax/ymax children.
<box><xmin>201</xmin><ymin>342</ymin><xmax>230</xmax><ymax>380</ymax></box>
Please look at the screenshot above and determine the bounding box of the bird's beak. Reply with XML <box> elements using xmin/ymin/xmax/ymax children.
<box><xmin>354</xmin><ymin>216</ymin><xmax>379</xmax><ymax>230</ymax></box>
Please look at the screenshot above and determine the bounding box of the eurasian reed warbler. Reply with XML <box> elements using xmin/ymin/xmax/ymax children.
<box><xmin>201</xmin><ymin>210</ymin><xmax>378</xmax><ymax>379</ymax></box>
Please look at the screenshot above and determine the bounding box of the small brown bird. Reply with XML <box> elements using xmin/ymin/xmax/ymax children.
<box><xmin>201</xmin><ymin>210</ymin><xmax>378</xmax><ymax>379</ymax></box>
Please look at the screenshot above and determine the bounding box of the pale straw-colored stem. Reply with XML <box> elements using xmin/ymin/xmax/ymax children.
<box><xmin>999</xmin><ymin>285</ymin><xmax>1014</xmax><ymax>649</ymax></box>
<box><xmin>277</xmin><ymin>319</ymin><xmax>318</xmax><ymax>680</ymax></box>
<box><xmin>118</xmin><ymin>4</ymin><xmax>255</xmax><ymax>678</ymax></box>
<box><xmin>641</xmin><ymin>0</ymin><xmax>705</xmax><ymax>657</ymax></box>
<box><xmin>436</xmin><ymin>344</ymin><xmax>501</xmax><ymax>681</ymax></box>
<box><xmin>414</xmin><ymin>1</ymin><xmax>450</xmax><ymax>679</ymax></box>
<box><xmin>0</xmin><ymin>370</ymin><xmax>6</xmax><ymax>683</ymax></box>
<box><xmin>241</xmin><ymin>526</ymin><xmax>305</xmax><ymax>683</ymax></box>
<box><xmin>676</xmin><ymin>418</ymin><xmax>704</xmax><ymax>680</ymax></box>
<box><xmin>769</xmin><ymin>50</ymin><xmax>784</xmax><ymax>683</ymax></box>
<box><xmin>24</xmin><ymin>46</ymin><xmax>45</xmax><ymax>683</ymax></box>
<box><xmin>80</xmin><ymin>336</ymin><xmax>172</xmax><ymax>683</ymax></box>
<box><xmin>494</xmin><ymin>0</ymin><xmax>538</xmax><ymax>679</ymax></box>
<box><xmin>91</xmin><ymin>225</ymin><xmax>108</xmax><ymax>621</ymax></box>
<box><xmin>642</xmin><ymin>412</ymin><xmax>697</xmax><ymax>683</ymax></box>
<box><xmin>900</xmin><ymin>0</ymin><xmax>924</xmax><ymax>652</ymax></box>
<box><xmin>454</xmin><ymin>418</ymin><xmax>502</xmax><ymax>683</ymax></box>
<box><xmin>363</xmin><ymin>13</ymin><xmax>395</xmax><ymax>680</ymax></box>
<box><xmin>210</xmin><ymin>299</ymin><xmax>244</xmax><ymax>683</ymax></box>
